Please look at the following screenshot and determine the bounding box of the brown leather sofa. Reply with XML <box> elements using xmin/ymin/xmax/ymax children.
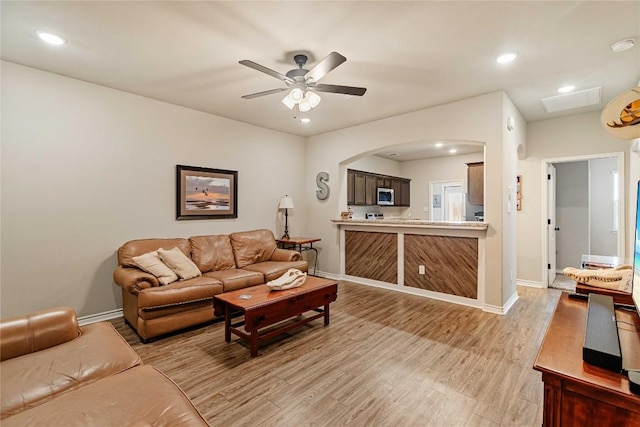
<box><xmin>114</xmin><ymin>229</ymin><xmax>308</xmax><ymax>341</ymax></box>
<box><xmin>0</xmin><ymin>307</ymin><xmax>208</xmax><ymax>426</ymax></box>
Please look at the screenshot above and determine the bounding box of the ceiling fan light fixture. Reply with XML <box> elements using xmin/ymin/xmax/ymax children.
<box><xmin>290</xmin><ymin>88</ymin><xmax>304</xmax><ymax>102</ymax></box>
<box><xmin>305</xmin><ymin>91</ymin><xmax>321</xmax><ymax>108</ymax></box>
<box><xmin>281</xmin><ymin>94</ymin><xmax>296</xmax><ymax>110</ymax></box>
<box><xmin>299</xmin><ymin>99</ymin><xmax>312</xmax><ymax>112</ymax></box>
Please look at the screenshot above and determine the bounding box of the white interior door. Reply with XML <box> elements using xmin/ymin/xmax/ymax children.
<box><xmin>443</xmin><ymin>184</ymin><xmax>464</xmax><ymax>221</ymax></box>
<box><xmin>547</xmin><ymin>164</ymin><xmax>557</xmax><ymax>286</ymax></box>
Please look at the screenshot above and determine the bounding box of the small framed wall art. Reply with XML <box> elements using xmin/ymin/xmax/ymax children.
<box><xmin>176</xmin><ymin>165</ymin><xmax>238</xmax><ymax>220</ymax></box>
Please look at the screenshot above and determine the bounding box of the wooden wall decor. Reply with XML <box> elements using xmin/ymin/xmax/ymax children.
<box><xmin>403</xmin><ymin>234</ymin><xmax>478</xmax><ymax>298</ymax></box>
<box><xmin>345</xmin><ymin>231</ymin><xmax>397</xmax><ymax>283</ymax></box>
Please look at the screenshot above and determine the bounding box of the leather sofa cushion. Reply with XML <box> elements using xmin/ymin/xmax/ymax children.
<box><xmin>229</xmin><ymin>229</ymin><xmax>277</xmax><ymax>268</ymax></box>
<box><xmin>0</xmin><ymin>307</ymin><xmax>79</xmax><ymax>362</ymax></box>
<box><xmin>203</xmin><ymin>269</ymin><xmax>264</xmax><ymax>292</ymax></box>
<box><xmin>1</xmin><ymin>322</ymin><xmax>140</xmax><ymax>418</ymax></box>
<box><xmin>118</xmin><ymin>238</ymin><xmax>190</xmax><ymax>268</ymax></box>
<box><xmin>242</xmin><ymin>260</ymin><xmax>309</xmax><ymax>282</ymax></box>
<box><xmin>137</xmin><ymin>276</ymin><xmax>223</xmax><ymax>310</ymax></box>
<box><xmin>189</xmin><ymin>234</ymin><xmax>236</xmax><ymax>272</ymax></box>
<box><xmin>1</xmin><ymin>365</ymin><xmax>209</xmax><ymax>427</ymax></box>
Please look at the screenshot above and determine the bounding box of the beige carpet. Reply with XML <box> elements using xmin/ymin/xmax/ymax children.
<box><xmin>549</xmin><ymin>273</ymin><xmax>576</xmax><ymax>292</ymax></box>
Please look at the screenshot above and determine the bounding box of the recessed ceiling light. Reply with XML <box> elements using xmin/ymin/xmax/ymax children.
<box><xmin>35</xmin><ymin>29</ymin><xmax>67</xmax><ymax>45</ymax></box>
<box><xmin>496</xmin><ymin>52</ymin><xmax>518</xmax><ymax>64</ymax></box>
<box><xmin>435</xmin><ymin>142</ymin><xmax>444</xmax><ymax>148</ymax></box>
<box><xmin>611</xmin><ymin>38</ymin><xmax>635</xmax><ymax>53</ymax></box>
<box><xmin>449</xmin><ymin>149</ymin><xmax>457</xmax><ymax>154</ymax></box>
<box><xmin>300</xmin><ymin>117</ymin><xmax>311</xmax><ymax>123</ymax></box>
<box><xmin>558</xmin><ymin>85</ymin><xmax>576</xmax><ymax>93</ymax></box>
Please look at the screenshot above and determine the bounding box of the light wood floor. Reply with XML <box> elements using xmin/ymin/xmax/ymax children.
<box><xmin>110</xmin><ymin>281</ymin><xmax>562</xmax><ymax>426</ymax></box>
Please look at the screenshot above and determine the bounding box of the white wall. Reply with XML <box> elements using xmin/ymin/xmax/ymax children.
<box><xmin>555</xmin><ymin>161</ymin><xmax>589</xmax><ymax>269</ymax></box>
<box><xmin>589</xmin><ymin>157</ymin><xmax>618</xmax><ymax>256</ymax></box>
<box><xmin>517</xmin><ymin>111</ymin><xmax>631</xmax><ymax>284</ymax></box>
<box><xmin>305</xmin><ymin>91</ymin><xmax>518</xmax><ymax>308</ymax></box>
<box><xmin>401</xmin><ymin>151</ymin><xmax>484</xmax><ymax>220</ymax></box>
<box><xmin>0</xmin><ymin>61</ymin><xmax>307</xmax><ymax>318</ymax></box>
<box><xmin>501</xmin><ymin>93</ymin><xmax>527</xmax><ymax>305</ymax></box>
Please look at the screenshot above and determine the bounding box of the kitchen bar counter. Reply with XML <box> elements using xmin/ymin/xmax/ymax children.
<box><xmin>332</xmin><ymin>219</ymin><xmax>487</xmax><ymax>307</ymax></box>
<box><xmin>331</xmin><ymin>218</ymin><xmax>488</xmax><ymax>231</ymax></box>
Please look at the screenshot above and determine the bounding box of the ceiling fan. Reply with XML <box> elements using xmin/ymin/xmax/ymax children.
<box><xmin>239</xmin><ymin>52</ymin><xmax>366</xmax><ymax>114</ymax></box>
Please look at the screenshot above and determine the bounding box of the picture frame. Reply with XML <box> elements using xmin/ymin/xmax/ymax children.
<box><xmin>176</xmin><ymin>165</ymin><xmax>238</xmax><ymax>220</ymax></box>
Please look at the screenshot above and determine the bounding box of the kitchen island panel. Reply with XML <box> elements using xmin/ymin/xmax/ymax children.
<box><xmin>345</xmin><ymin>231</ymin><xmax>397</xmax><ymax>283</ymax></box>
<box><xmin>404</xmin><ymin>234</ymin><xmax>478</xmax><ymax>298</ymax></box>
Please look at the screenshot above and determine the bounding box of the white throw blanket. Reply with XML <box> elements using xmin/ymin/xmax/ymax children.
<box><xmin>563</xmin><ymin>265</ymin><xmax>632</xmax><ymax>292</ymax></box>
<box><xmin>266</xmin><ymin>268</ymin><xmax>307</xmax><ymax>291</ymax></box>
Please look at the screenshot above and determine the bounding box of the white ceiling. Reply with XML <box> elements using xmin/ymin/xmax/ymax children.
<box><xmin>1</xmin><ymin>1</ymin><xmax>639</xmax><ymax>139</ymax></box>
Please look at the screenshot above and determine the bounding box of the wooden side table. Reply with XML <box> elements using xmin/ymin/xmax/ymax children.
<box><xmin>276</xmin><ymin>237</ymin><xmax>320</xmax><ymax>275</ymax></box>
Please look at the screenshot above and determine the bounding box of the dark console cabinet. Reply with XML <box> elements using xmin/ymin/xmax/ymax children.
<box><xmin>534</xmin><ymin>293</ymin><xmax>640</xmax><ymax>426</ymax></box>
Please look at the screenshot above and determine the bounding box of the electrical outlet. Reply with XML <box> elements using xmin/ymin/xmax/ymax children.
<box><xmin>509</xmin><ymin>270</ymin><xmax>513</xmax><ymax>281</ymax></box>
<box><xmin>419</xmin><ymin>265</ymin><xmax>425</xmax><ymax>275</ymax></box>
<box><xmin>423</xmin><ymin>207</ymin><xmax>429</xmax><ymax>212</ymax></box>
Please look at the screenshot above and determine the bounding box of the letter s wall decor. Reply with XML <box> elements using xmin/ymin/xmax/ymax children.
<box><xmin>316</xmin><ymin>172</ymin><xmax>330</xmax><ymax>200</ymax></box>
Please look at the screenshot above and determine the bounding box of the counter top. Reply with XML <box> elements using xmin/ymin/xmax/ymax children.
<box><xmin>331</xmin><ymin>219</ymin><xmax>488</xmax><ymax>230</ymax></box>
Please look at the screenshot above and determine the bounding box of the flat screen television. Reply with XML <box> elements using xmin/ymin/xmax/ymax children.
<box><xmin>630</xmin><ymin>180</ymin><xmax>640</xmax><ymax>390</ymax></box>
<box><xmin>633</xmin><ymin>180</ymin><xmax>640</xmax><ymax>319</ymax></box>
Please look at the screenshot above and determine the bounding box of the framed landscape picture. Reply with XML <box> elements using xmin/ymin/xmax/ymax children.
<box><xmin>176</xmin><ymin>165</ymin><xmax>238</xmax><ymax>220</ymax></box>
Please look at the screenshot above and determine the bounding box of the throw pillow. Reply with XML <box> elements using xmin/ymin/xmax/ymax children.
<box><xmin>133</xmin><ymin>251</ymin><xmax>179</xmax><ymax>286</ymax></box>
<box><xmin>157</xmin><ymin>247</ymin><xmax>202</xmax><ymax>280</ymax></box>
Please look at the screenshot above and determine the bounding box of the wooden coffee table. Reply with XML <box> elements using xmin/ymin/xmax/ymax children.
<box><xmin>213</xmin><ymin>276</ymin><xmax>338</xmax><ymax>357</ymax></box>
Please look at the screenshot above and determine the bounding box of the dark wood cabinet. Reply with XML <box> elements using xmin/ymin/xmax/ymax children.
<box><xmin>467</xmin><ymin>162</ymin><xmax>484</xmax><ymax>205</ymax></box>
<box><xmin>365</xmin><ymin>175</ymin><xmax>377</xmax><ymax>206</ymax></box>
<box><xmin>347</xmin><ymin>169</ymin><xmax>411</xmax><ymax>207</ymax></box>
<box><xmin>533</xmin><ymin>294</ymin><xmax>640</xmax><ymax>426</ymax></box>
<box><xmin>347</xmin><ymin>170</ymin><xmax>355</xmax><ymax>205</ymax></box>
<box><xmin>353</xmin><ymin>172</ymin><xmax>366</xmax><ymax>205</ymax></box>
<box><xmin>391</xmin><ymin>179</ymin><xmax>402</xmax><ymax>205</ymax></box>
<box><xmin>400</xmin><ymin>180</ymin><xmax>410</xmax><ymax>207</ymax></box>
<box><xmin>377</xmin><ymin>177</ymin><xmax>392</xmax><ymax>188</ymax></box>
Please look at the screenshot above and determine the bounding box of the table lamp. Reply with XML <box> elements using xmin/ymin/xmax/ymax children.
<box><xmin>279</xmin><ymin>195</ymin><xmax>294</xmax><ymax>239</ymax></box>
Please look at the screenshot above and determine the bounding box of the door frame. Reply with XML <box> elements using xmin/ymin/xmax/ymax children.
<box><xmin>429</xmin><ymin>180</ymin><xmax>464</xmax><ymax>221</ymax></box>
<box><xmin>541</xmin><ymin>152</ymin><xmax>625</xmax><ymax>287</ymax></box>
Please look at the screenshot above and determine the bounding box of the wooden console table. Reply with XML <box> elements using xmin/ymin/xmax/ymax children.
<box><xmin>533</xmin><ymin>293</ymin><xmax>640</xmax><ymax>426</ymax></box>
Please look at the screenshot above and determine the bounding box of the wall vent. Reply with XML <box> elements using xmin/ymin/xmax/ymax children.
<box><xmin>541</xmin><ymin>87</ymin><xmax>602</xmax><ymax>113</ymax></box>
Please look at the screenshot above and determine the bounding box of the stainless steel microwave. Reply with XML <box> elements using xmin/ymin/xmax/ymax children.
<box><xmin>377</xmin><ymin>188</ymin><xmax>394</xmax><ymax>205</ymax></box>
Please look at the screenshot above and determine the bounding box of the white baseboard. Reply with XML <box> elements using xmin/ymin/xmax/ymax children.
<box><xmin>484</xmin><ymin>291</ymin><xmax>519</xmax><ymax>315</ymax></box>
<box><xmin>78</xmin><ymin>309</ymin><xmax>123</xmax><ymax>326</ymax></box>
<box><xmin>313</xmin><ymin>270</ymin><xmax>341</xmax><ymax>281</ymax></box>
<box><xmin>341</xmin><ymin>274</ymin><xmax>483</xmax><ymax>309</ymax></box>
<box><xmin>517</xmin><ymin>279</ymin><xmax>545</xmax><ymax>289</ymax></box>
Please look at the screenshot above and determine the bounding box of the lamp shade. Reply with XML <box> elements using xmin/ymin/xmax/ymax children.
<box><xmin>279</xmin><ymin>195</ymin><xmax>294</xmax><ymax>209</ymax></box>
<box><xmin>281</xmin><ymin>94</ymin><xmax>296</xmax><ymax>110</ymax></box>
<box><xmin>306</xmin><ymin>91</ymin><xmax>321</xmax><ymax>108</ymax></box>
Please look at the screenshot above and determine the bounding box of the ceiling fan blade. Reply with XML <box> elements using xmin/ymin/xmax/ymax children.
<box><xmin>313</xmin><ymin>84</ymin><xmax>367</xmax><ymax>96</ymax></box>
<box><xmin>241</xmin><ymin>88</ymin><xmax>289</xmax><ymax>99</ymax></box>
<box><xmin>239</xmin><ymin>60</ymin><xmax>295</xmax><ymax>84</ymax></box>
<box><xmin>304</xmin><ymin>52</ymin><xmax>347</xmax><ymax>82</ymax></box>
